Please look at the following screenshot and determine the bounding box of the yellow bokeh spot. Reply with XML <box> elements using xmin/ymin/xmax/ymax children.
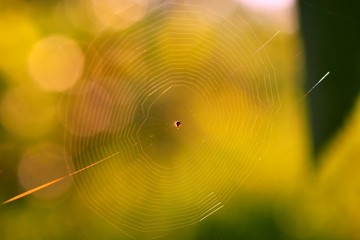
<box><xmin>28</xmin><ymin>34</ymin><xmax>84</xmax><ymax>92</ymax></box>
<box><xmin>91</xmin><ymin>0</ymin><xmax>148</xmax><ymax>30</ymax></box>
<box><xmin>0</xmin><ymin>84</ymin><xmax>55</xmax><ymax>139</ymax></box>
<box><xmin>0</xmin><ymin>11</ymin><xmax>40</xmax><ymax>84</ymax></box>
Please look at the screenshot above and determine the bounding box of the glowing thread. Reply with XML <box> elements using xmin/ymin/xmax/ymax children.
<box><xmin>298</xmin><ymin>71</ymin><xmax>330</xmax><ymax>103</ymax></box>
<box><xmin>1</xmin><ymin>152</ymin><xmax>119</xmax><ymax>205</ymax></box>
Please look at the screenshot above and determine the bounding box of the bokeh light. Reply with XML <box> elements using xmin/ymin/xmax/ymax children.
<box><xmin>63</xmin><ymin>0</ymin><xmax>98</xmax><ymax>31</ymax></box>
<box><xmin>237</xmin><ymin>0</ymin><xmax>295</xmax><ymax>12</ymax></box>
<box><xmin>0</xmin><ymin>84</ymin><xmax>55</xmax><ymax>139</ymax></box>
<box><xmin>28</xmin><ymin>34</ymin><xmax>84</xmax><ymax>92</ymax></box>
<box><xmin>235</xmin><ymin>0</ymin><xmax>297</xmax><ymax>32</ymax></box>
<box><xmin>91</xmin><ymin>0</ymin><xmax>149</xmax><ymax>30</ymax></box>
<box><xmin>183</xmin><ymin>0</ymin><xmax>238</xmax><ymax>23</ymax></box>
<box><xmin>18</xmin><ymin>143</ymin><xmax>72</xmax><ymax>201</ymax></box>
<box><xmin>0</xmin><ymin>11</ymin><xmax>40</xmax><ymax>84</ymax></box>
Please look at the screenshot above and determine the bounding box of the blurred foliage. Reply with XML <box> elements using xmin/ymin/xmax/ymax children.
<box><xmin>0</xmin><ymin>1</ymin><xmax>360</xmax><ymax>240</ymax></box>
<box><xmin>298</xmin><ymin>0</ymin><xmax>360</xmax><ymax>162</ymax></box>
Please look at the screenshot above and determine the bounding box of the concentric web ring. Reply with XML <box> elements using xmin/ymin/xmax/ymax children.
<box><xmin>64</xmin><ymin>1</ymin><xmax>280</xmax><ymax>238</ymax></box>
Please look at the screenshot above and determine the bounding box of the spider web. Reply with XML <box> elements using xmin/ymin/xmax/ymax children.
<box><xmin>64</xmin><ymin>1</ymin><xmax>280</xmax><ymax>238</ymax></box>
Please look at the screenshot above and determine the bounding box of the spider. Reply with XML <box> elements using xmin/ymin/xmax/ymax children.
<box><xmin>173</xmin><ymin>120</ymin><xmax>181</xmax><ymax>129</ymax></box>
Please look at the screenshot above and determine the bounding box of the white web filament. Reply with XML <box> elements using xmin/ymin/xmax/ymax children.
<box><xmin>298</xmin><ymin>71</ymin><xmax>330</xmax><ymax>103</ymax></box>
